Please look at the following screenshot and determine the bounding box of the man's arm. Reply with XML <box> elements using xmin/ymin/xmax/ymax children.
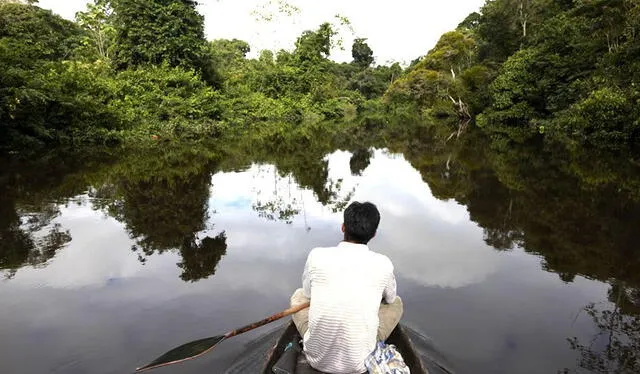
<box><xmin>382</xmin><ymin>264</ymin><xmax>397</xmax><ymax>304</ymax></box>
<box><xmin>302</xmin><ymin>250</ymin><xmax>314</xmax><ymax>298</ymax></box>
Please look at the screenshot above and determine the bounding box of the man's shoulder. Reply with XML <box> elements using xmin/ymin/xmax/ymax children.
<box><xmin>308</xmin><ymin>245</ymin><xmax>337</xmax><ymax>254</ymax></box>
<box><xmin>368</xmin><ymin>251</ymin><xmax>394</xmax><ymax>271</ymax></box>
<box><xmin>307</xmin><ymin>246</ymin><xmax>337</xmax><ymax>260</ymax></box>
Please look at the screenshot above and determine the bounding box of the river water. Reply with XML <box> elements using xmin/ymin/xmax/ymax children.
<box><xmin>1</xmin><ymin>131</ymin><xmax>638</xmax><ymax>374</ymax></box>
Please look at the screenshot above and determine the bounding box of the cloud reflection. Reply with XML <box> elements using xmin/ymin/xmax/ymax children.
<box><xmin>348</xmin><ymin>150</ymin><xmax>503</xmax><ymax>288</ymax></box>
<box><xmin>211</xmin><ymin>149</ymin><xmax>502</xmax><ymax>289</ymax></box>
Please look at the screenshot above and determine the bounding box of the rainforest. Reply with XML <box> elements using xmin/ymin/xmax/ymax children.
<box><xmin>1</xmin><ymin>1</ymin><xmax>639</xmax><ymax>373</ymax></box>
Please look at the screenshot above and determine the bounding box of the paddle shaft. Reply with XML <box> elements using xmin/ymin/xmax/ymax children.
<box><xmin>135</xmin><ymin>302</ymin><xmax>311</xmax><ymax>372</ymax></box>
<box><xmin>225</xmin><ymin>301</ymin><xmax>310</xmax><ymax>338</ymax></box>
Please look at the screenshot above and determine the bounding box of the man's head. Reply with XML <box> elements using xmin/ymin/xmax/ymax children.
<box><xmin>342</xmin><ymin>201</ymin><xmax>380</xmax><ymax>244</ymax></box>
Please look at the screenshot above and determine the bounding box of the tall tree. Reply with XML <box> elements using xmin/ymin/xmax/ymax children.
<box><xmin>75</xmin><ymin>0</ymin><xmax>115</xmax><ymax>60</ymax></box>
<box><xmin>351</xmin><ymin>38</ymin><xmax>374</xmax><ymax>67</ymax></box>
<box><xmin>0</xmin><ymin>2</ymin><xmax>81</xmax><ymax>148</ymax></box>
<box><xmin>111</xmin><ymin>0</ymin><xmax>208</xmax><ymax>74</ymax></box>
<box><xmin>294</xmin><ymin>22</ymin><xmax>335</xmax><ymax>63</ymax></box>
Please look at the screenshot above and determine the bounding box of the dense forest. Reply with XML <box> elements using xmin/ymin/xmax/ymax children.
<box><xmin>388</xmin><ymin>0</ymin><xmax>639</xmax><ymax>147</ymax></box>
<box><xmin>0</xmin><ymin>0</ymin><xmax>400</xmax><ymax>149</ymax></box>
<box><xmin>2</xmin><ymin>0</ymin><xmax>638</xmax><ymax>156</ymax></box>
<box><xmin>2</xmin><ymin>2</ymin><xmax>640</xmax><ymax>370</ymax></box>
<box><xmin>2</xmin><ymin>0</ymin><xmax>640</xmax><ymax>286</ymax></box>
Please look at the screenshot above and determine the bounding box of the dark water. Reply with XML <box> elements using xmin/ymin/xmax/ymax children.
<box><xmin>1</xmin><ymin>131</ymin><xmax>639</xmax><ymax>374</ymax></box>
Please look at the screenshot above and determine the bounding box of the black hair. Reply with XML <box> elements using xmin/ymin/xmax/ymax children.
<box><xmin>343</xmin><ymin>201</ymin><xmax>380</xmax><ymax>244</ymax></box>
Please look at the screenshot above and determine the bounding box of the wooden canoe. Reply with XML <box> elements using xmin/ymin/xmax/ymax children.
<box><xmin>261</xmin><ymin>322</ymin><xmax>431</xmax><ymax>374</ymax></box>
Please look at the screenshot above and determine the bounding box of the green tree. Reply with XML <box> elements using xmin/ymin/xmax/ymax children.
<box><xmin>475</xmin><ymin>0</ymin><xmax>640</xmax><ymax>153</ymax></box>
<box><xmin>419</xmin><ymin>30</ymin><xmax>476</xmax><ymax>76</ymax></box>
<box><xmin>294</xmin><ymin>22</ymin><xmax>336</xmax><ymax>63</ymax></box>
<box><xmin>476</xmin><ymin>0</ymin><xmax>523</xmax><ymax>62</ymax></box>
<box><xmin>206</xmin><ymin>38</ymin><xmax>250</xmax><ymax>86</ymax></box>
<box><xmin>349</xmin><ymin>64</ymin><xmax>401</xmax><ymax>100</ymax></box>
<box><xmin>0</xmin><ymin>3</ymin><xmax>81</xmax><ymax>149</ymax></box>
<box><xmin>74</xmin><ymin>0</ymin><xmax>115</xmax><ymax>61</ymax></box>
<box><xmin>111</xmin><ymin>0</ymin><xmax>211</xmax><ymax>79</ymax></box>
<box><xmin>351</xmin><ymin>38</ymin><xmax>374</xmax><ymax>67</ymax></box>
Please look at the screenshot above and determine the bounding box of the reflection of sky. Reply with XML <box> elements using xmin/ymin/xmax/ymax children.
<box><xmin>208</xmin><ymin>149</ymin><xmax>495</xmax><ymax>290</ymax></box>
<box><xmin>0</xmin><ymin>150</ymin><xmax>612</xmax><ymax>374</ymax></box>
<box><xmin>8</xmin><ymin>202</ymin><xmax>143</xmax><ymax>289</ymax></box>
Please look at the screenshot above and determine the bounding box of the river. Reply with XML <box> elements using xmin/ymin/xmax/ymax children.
<box><xmin>1</xmin><ymin>128</ymin><xmax>638</xmax><ymax>374</ymax></box>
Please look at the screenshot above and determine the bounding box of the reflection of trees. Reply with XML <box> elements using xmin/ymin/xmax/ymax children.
<box><xmin>482</xmin><ymin>144</ymin><xmax>640</xmax><ymax>285</ymax></box>
<box><xmin>112</xmin><ymin>174</ymin><xmax>212</xmax><ymax>255</ymax></box>
<box><xmin>97</xmin><ymin>150</ymin><xmax>229</xmax><ymax>282</ymax></box>
<box><xmin>254</xmin><ymin>199</ymin><xmax>300</xmax><ymax>224</ymax></box>
<box><xmin>221</xmin><ymin>137</ymin><xmax>362</xmax><ymax>225</ymax></box>
<box><xmin>1</xmin><ymin>145</ymin><xmax>230</xmax><ymax>283</ymax></box>
<box><xmin>383</xmin><ymin>125</ymin><xmax>640</xmax><ymax>372</ymax></box>
<box><xmin>178</xmin><ymin>232</ymin><xmax>227</xmax><ymax>282</ymax></box>
<box><xmin>0</xmin><ymin>191</ymin><xmax>71</xmax><ymax>279</ymax></box>
<box><xmin>229</xmin><ymin>132</ymin><xmax>360</xmax><ymax>208</ymax></box>
<box><xmin>0</xmin><ymin>149</ymin><xmax>121</xmax><ymax>278</ymax></box>
<box><xmin>392</xmin><ymin>128</ymin><xmax>640</xmax><ymax>286</ymax></box>
<box><xmin>349</xmin><ymin>148</ymin><xmax>372</xmax><ymax>176</ymax></box>
<box><xmin>569</xmin><ymin>284</ymin><xmax>640</xmax><ymax>373</ymax></box>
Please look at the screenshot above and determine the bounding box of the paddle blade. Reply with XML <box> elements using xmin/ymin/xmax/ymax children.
<box><xmin>135</xmin><ymin>335</ymin><xmax>226</xmax><ymax>372</ymax></box>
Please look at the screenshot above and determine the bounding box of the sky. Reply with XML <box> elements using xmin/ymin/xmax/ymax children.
<box><xmin>37</xmin><ymin>0</ymin><xmax>485</xmax><ymax>64</ymax></box>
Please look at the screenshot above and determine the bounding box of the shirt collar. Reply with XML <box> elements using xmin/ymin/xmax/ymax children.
<box><xmin>338</xmin><ymin>241</ymin><xmax>369</xmax><ymax>251</ymax></box>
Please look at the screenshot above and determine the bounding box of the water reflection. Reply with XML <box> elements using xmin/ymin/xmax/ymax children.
<box><xmin>0</xmin><ymin>186</ymin><xmax>71</xmax><ymax>279</ymax></box>
<box><xmin>569</xmin><ymin>284</ymin><xmax>640</xmax><ymax>373</ymax></box>
<box><xmin>382</xmin><ymin>130</ymin><xmax>640</xmax><ymax>372</ymax></box>
<box><xmin>349</xmin><ymin>148</ymin><xmax>373</xmax><ymax>176</ymax></box>
<box><xmin>0</xmin><ymin>128</ymin><xmax>639</xmax><ymax>373</ymax></box>
<box><xmin>100</xmin><ymin>168</ymin><xmax>229</xmax><ymax>283</ymax></box>
<box><xmin>178</xmin><ymin>232</ymin><xmax>228</xmax><ymax>282</ymax></box>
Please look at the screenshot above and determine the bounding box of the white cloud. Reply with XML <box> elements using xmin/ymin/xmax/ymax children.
<box><xmin>37</xmin><ymin>0</ymin><xmax>485</xmax><ymax>64</ymax></box>
<box><xmin>38</xmin><ymin>0</ymin><xmax>88</xmax><ymax>20</ymax></box>
<box><xmin>210</xmin><ymin>149</ymin><xmax>503</xmax><ymax>289</ymax></box>
<box><xmin>6</xmin><ymin>148</ymin><xmax>501</xmax><ymax>291</ymax></box>
<box><xmin>8</xmin><ymin>201</ymin><xmax>151</xmax><ymax>288</ymax></box>
<box><xmin>352</xmin><ymin>150</ymin><xmax>503</xmax><ymax>288</ymax></box>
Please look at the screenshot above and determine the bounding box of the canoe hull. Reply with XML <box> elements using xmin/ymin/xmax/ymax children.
<box><xmin>261</xmin><ymin>322</ymin><xmax>430</xmax><ymax>374</ymax></box>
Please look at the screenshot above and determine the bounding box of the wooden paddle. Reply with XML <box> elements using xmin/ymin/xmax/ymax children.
<box><xmin>135</xmin><ymin>302</ymin><xmax>310</xmax><ymax>372</ymax></box>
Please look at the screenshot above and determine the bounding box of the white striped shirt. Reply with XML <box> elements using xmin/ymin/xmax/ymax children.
<box><xmin>301</xmin><ymin>241</ymin><xmax>397</xmax><ymax>374</ymax></box>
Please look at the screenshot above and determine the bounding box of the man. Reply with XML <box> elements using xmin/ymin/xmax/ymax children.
<box><xmin>290</xmin><ymin>201</ymin><xmax>403</xmax><ymax>374</ymax></box>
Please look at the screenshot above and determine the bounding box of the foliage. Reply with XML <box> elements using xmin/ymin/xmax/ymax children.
<box><xmin>351</xmin><ymin>38</ymin><xmax>374</xmax><ymax>67</ymax></box>
<box><xmin>294</xmin><ymin>22</ymin><xmax>335</xmax><ymax>64</ymax></box>
<box><xmin>110</xmin><ymin>0</ymin><xmax>209</xmax><ymax>77</ymax></box>
<box><xmin>74</xmin><ymin>0</ymin><xmax>115</xmax><ymax>61</ymax></box>
<box><xmin>206</xmin><ymin>38</ymin><xmax>250</xmax><ymax>86</ymax></box>
<box><xmin>349</xmin><ymin>64</ymin><xmax>401</xmax><ymax>100</ymax></box>
<box><xmin>384</xmin><ymin>28</ymin><xmax>482</xmax><ymax>139</ymax></box>
<box><xmin>418</xmin><ymin>30</ymin><xmax>476</xmax><ymax>74</ymax></box>
<box><xmin>569</xmin><ymin>296</ymin><xmax>640</xmax><ymax>373</ymax></box>
<box><xmin>5</xmin><ymin>0</ymin><xmax>637</xmax><ymax>181</ymax></box>
<box><xmin>385</xmin><ymin>0</ymin><xmax>639</xmax><ymax>165</ymax></box>
<box><xmin>106</xmin><ymin>64</ymin><xmax>223</xmax><ymax>139</ymax></box>
<box><xmin>0</xmin><ymin>4</ymin><xmax>83</xmax><ymax>148</ymax></box>
<box><xmin>0</xmin><ymin>1</ymin><xmax>405</xmax><ymax>151</ymax></box>
<box><xmin>212</xmin><ymin>22</ymin><xmax>398</xmax><ymax>133</ymax></box>
<box><xmin>0</xmin><ymin>1</ymin><xmax>227</xmax><ymax>150</ymax></box>
<box><xmin>555</xmin><ymin>87</ymin><xmax>634</xmax><ymax>151</ymax></box>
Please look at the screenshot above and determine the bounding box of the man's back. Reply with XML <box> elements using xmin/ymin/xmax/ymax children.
<box><xmin>302</xmin><ymin>242</ymin><xmax>396</xmax><ymax>374</ymax></box>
